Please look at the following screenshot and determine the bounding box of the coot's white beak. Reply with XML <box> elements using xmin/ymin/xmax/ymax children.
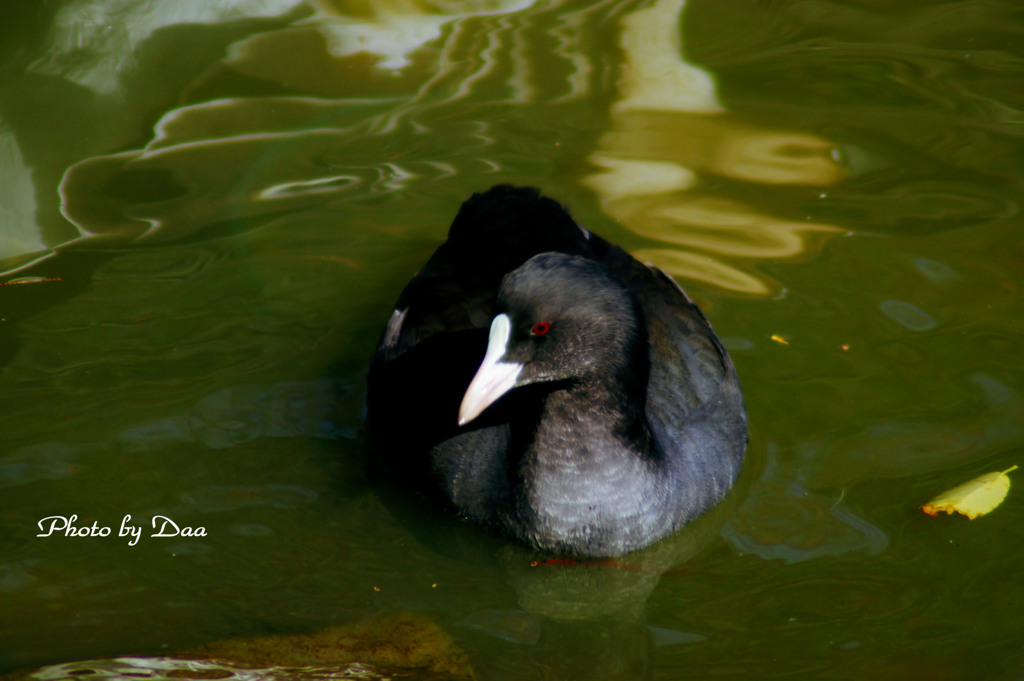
<box><xmin>459</xmin><ymin>313</ymin><xmax>523</xmax><ymax>426</ymax></box>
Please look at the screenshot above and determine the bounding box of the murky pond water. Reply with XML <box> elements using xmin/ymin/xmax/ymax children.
<box><xmin>2</xmin><ymin>1</ymin><xmax>1023</xmax><ymax>678</ymax></box>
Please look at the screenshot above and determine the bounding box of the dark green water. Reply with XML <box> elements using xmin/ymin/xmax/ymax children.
<box><xmin>2</xmin><ymin>0</ymin><xmax>1023</xmax><ymax>678</ymax></box>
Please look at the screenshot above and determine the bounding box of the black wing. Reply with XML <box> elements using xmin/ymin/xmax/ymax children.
<box><xmin>601</xmin><ymin>246</ymin><xmax>747</xmax><ymax>522</ymax></box>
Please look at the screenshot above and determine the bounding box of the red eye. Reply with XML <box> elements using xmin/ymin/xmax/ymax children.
<box><xmin>531</xmin><ymin>321</ymin><xmax>551</xmax><ymax>336</ymax></box>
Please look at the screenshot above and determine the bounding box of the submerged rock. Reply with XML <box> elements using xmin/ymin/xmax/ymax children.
<box><xmin>4</xmin><ymin>613</ymin><xmax>476</xmax><ymax>681</ymax></box>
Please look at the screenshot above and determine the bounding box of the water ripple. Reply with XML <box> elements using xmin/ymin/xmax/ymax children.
<box><xmin>879</xmin><ymin>300</ymin><xmax>937</xmax><ymax>332</ymax></box>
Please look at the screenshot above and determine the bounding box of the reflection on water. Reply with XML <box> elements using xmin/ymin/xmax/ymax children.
<box><xmin>878</xmin><ymin>299</ymin><xmax>936</xmax><ymax>331</ymax></box>
<box><xmin>583</xmin><ymin>0</ymin><xmax>846</xmax><ymax>294</ymax></box>
<box><xmin>3</xmin><ymin>0</ymin><xmax>1024</xmax><ymax>678</ymax></box>
<box><xmin>723</xmin><ymin>442</ymin><xmax>890</xmax><ymax>564</ymax></box>
<box><xmin>6</xmin><ymin>0</ymin><xmax>843</xmax><ymax>298</ymax></box>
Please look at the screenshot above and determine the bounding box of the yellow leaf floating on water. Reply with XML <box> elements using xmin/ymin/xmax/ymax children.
<box><xmin>921</xmin><ymin>465</ymin><xmax>1018</xmax><ymax>519</ymax></box>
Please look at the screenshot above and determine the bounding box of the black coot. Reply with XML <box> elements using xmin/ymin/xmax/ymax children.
<box><xmin>367</xmin><ymin>185</ymin><xmax>746</xmax><ymax>556</ymax></box>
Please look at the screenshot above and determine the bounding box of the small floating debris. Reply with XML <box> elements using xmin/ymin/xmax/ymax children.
<box><xmin>921</xmin><ymin>465</ymin><xmax>1017</xmax><ymax>520</ymax></box>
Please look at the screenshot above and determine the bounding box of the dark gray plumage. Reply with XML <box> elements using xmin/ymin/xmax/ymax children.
<box><xmin>367</xmin><ymin>185</ymin><xmax>746</xmax><ymax>556</ymax></box>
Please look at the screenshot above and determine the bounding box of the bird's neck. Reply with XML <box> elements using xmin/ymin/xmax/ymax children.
<box><xmin>532</xmin><ymin>375</ymin><xmax>654</xmax><ymax>465</ymax></box>
<box><xmin>509</xmin><ymin>347</ymin><xmax>671</xmax><ymax>555</ymax></box>
<box><xmin>529</xmin><ymin>281</ymin><xmax>653</xmax><ymax>460</ymax></box>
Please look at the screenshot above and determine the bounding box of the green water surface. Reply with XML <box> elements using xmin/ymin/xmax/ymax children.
<box><xmin>2</xmin><ymin>1</ymin><xmax>1023</xmax><ymax>679</ymax></box>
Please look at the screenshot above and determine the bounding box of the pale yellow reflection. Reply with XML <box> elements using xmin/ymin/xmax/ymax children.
<box><xmin>631</xmin><ymin>249</ymin><xmax>770</xmax><ymax>296</ymax></box>
<box><xmin>586</xmin><ymin>0</ymin><xmax>847</xmax><ymax>295</ymax></box>
<box><xmin>35</xmin><ymin>0</ymin><xmax>848</xmax><ymax>289</ymax></box>
<box><xmin>618</xmin><ymin>195</ymin><xmax>846</xmax><ymax>296</ymax></box>
<box><xmin>52</xmin><ymin>0</ymin><xmax>598</xmax><ymax>251</ymax></box>
<box><xmin>0</xmin><ymin>129</ymin><xmax>44</xmax><ymax>267</ymax></box>
<box><xmin>586</xmin><ymin>156</ymin><xmax>697</xmax><ymax>200</ymax></box>
<box><xmin>225</xmin><ymin>0</ymin><xmax>538</xmax><ymax>92</ymax></box>
<box><xmin>624</xmin><ymin>195</ymin><xmax>844</xmax><ymax>259</ymax></box>
<box><xmin>614</xmin><ymin>0</ymin><xmax>721</xmax><ymax>115</ymax></box>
